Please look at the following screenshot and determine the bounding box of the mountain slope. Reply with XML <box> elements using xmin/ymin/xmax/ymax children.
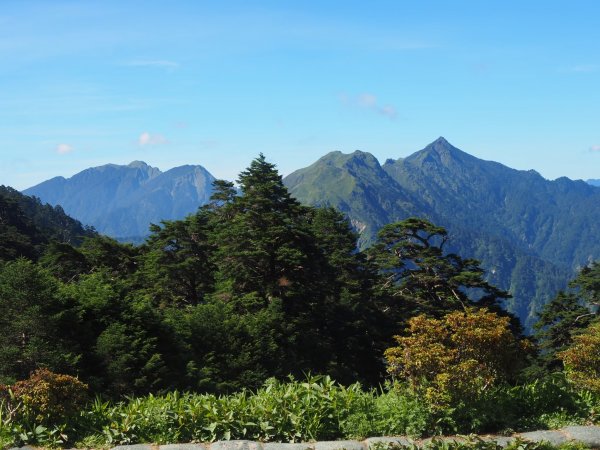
<box><xmin>284</xmin><ymin>138</ymin><xmax>600</xmax><ymax>329</ymax></box>
<box><xmin>23</xmin><ymin>161</ymin><xmax>215</xmax><ymax>239</ymax></box>
<box><xmin>284</xmin><ymin>150</ymin><xmax>431</xmax><ymax>246</ymax></box>
<box><xmin>383</xmin><ymin>138</ymin><xmax>600</xmax><ymax>270</ymax></box>
<box><xmin>587</xmin><ymin>179</ymin><xmax>600</xmax><ymax>187</ymax></box>
<box><xmin>0</xmin><ymin>185</ymin><xmax>97</xmax><ymax>260</ymax></box>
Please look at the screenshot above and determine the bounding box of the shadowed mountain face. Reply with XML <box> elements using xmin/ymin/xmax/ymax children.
<box><xmin>0</xmin><ymin>185</ymin><xmax>97</xmax><ymax>261</ymax></box>
<box><xmin>284</xmin><ymin>137</ymin><xmax>600</xmax><ymax>329</ymax></box>
<box><xmin>23</xmin><ymin>161</ymin><xmax>215</xmax><ymax>239</ymax></box>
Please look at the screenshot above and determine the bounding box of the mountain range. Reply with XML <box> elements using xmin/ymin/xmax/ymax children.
<box><xmin>24</xmin><ymin>161</ymin><xmax>215</xmax><ymax>239</ymax></box>
<box><xmin>22</xmin><ymin>138</ymin><xmax>600</xmax><ymax>329</ymax></box>
<box><xmin>284</xmin><ymin>138</ymin><xmax>600</xmax><ymax>327</ymax></box>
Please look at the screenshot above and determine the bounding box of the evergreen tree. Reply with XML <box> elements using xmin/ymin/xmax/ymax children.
<box><xmin>79</xmin><ymin>235</ymin><xmax>139</xmax><ymax>277</ymax></box>
<box><xmin>61</xmin><ymin>270</ymin><xmax>181</xmax><ymax>396</ymax></box>
<box><xmin>39</xmin><ymin>241</ymin><xmax>90</xmax><ymax>282</ymax></box>
<box><xmin>212</xmin><ymin>154</ymin><xmax>316</xmax><ymax>302</ymax></box>
<box><xmin>571</xmin><ymin>261</ymin><xmax>600</xmax><ymax>307</ymax></box>
<box><xmin>207</xmin><ymin>155</ymin><xmax>385</xmax><ymax>385</ymax></box>
<box><xmin>369</xmin><ymin>217</ymin><xmax>511</xmax><ymax>323</ymax></box>
<box><xmin>533</xmin><ymin>291</ymin><xmax>593</xmax><ymax>373</ymax></box>
<box><xmin>531</xmin><ymin>260</ymin><xmax>599</xmax><ymax>376</ymax></box>
<box><xmin>0</xmin><ymin>193</ymin><xmax>40</xmax><ymax>261</ymax></box>
<box><xmin>0</xmin><ymin>259</ymin><xmax>78</xmax><ymax>383</ymax></box>
<box><xmin>140</xmin><ymin>213</ymin><xmax>215</xmax><ymax>307</ymax></box>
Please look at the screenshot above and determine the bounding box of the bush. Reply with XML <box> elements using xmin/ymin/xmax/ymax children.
<box><xmin>559</xmin><ymin>321</ymin><xmax>600</xmax><ymax>393</ymax></box>
<box><xmin>10</xmin><ymin>368</ymin><xmax>88</xmax><ymax>424</ymax></box>
<box><xmin>385</xmin><ymin>309</ymin><xmax>529</xmax><ymax>411</ymax></box>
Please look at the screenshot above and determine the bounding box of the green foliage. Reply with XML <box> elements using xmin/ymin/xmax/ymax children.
<box><xmin>0</xmin><ymin>375</ymin><xmax>599</xmax><ymax>448</ymax></box>
<box><xmin>0</xmin><ymin>186</ymin><xmax>96</xmax><ymax>264</ymax></box>
<box><xmin>0</xmin><ymin>186</ymin><xmax>96</xmax><ymax>246</ymax></box>
<box><xmin>0</xmin><ymin>259</ymin><xmax>79</xmax><ymax>384</ymax></box>
<box><xmin>532</xmin><ymin>262</ymin><xmax>600</xmax><ymax>378</ymax></box>
<box><xmin>139</xmin><ymin>213</ymin><xmax>215</xmax><ymax>307</ymax></box>
<box><xmin>532</xmin><ymin>292</ymin><xmax>594</xmax><ymax>375</ymax></box>
<box><xmin>570</xmin><ymin>262</ymin><xmax>600</xmax><ymax>306</ymax></box>
<box><xmin>79</xmin><ymin>235</ymin><xmax>139</xmax><ymax>277</ymax></box>
<box><xmin>39</xmin><ymin>242</ymin><xmax>90</xmax><ymax>281</ymax></box>
<box><xmin>69</xmin><ymin>376</ymin><xmax>429</xmax><ymax>445</ymax></box>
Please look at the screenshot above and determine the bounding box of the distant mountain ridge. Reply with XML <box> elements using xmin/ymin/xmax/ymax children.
<box><xmin>24</xmin><ymin>161</ymin><xmax>215</xmax><ymax>239</ymax></box>
<box><xmin>588</xmin><ymin>179</ymin><xmax>600</xmax><ymax>187</ymax></box>
<box><xmin>284</xmin><ymin>137</ymin><xmax>600</xmax><ymax>329</ymax></box>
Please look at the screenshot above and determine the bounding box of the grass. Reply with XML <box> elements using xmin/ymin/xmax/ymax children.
<box><xmin>0</xmin><ymin>374</ymin><xmax>598</xmax><ymax>449</ymax></box>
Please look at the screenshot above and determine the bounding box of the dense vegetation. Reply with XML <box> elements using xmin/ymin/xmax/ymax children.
<box><xmin>0</xmin><ymin>155</ymin><xmax>599</xmax><ymax>448</ymax></box>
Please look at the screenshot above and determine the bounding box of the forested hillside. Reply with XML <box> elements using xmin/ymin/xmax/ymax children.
<box><xmin>0</xmin><ymin>185</ymin><xmax>96</xmax><ymax>261</ymax></box>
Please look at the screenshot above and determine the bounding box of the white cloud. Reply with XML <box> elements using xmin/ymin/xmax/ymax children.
<box><xmin>55</xmin><ymin>143</ymin><xmax>73</xmax><ymax>154</ymax></box>
<box><xmin>590</xmin><ymin>145</ymin><xmax>600</xmax><ymax>152</ymax></box>
<box><xmin>340</xmin><ymin>92</ymin><xmax>398</xmax><ymax>120</ymax></box>
<box><xmin>138</xmin><ymin>132</ymin><xmax>169</xmax><ymax>147</ymax></box>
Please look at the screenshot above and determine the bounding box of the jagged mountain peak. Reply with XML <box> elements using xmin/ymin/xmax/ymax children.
<box><xmin>405</xmin><ymin>137</ymin><xmax>474</xmax><ymax>166</ymax></box>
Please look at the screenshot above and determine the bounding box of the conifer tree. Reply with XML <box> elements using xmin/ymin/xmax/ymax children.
<box><xmin>369</xmin><ymin>217</ymin><xmax>510</xmax><ymax>320</ymax></box>
<box><xmin>141</xmin><ymin>213</ymin><xmax>214</xmax><ymax>307</ymax></box>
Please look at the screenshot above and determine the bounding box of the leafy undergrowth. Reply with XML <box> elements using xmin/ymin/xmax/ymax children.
<box><xmin>0</xmin><ymin>374</ymin><xmax>598</xmax><ymax>449</ymax></box>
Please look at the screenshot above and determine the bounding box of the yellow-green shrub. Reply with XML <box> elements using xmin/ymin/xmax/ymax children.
<box><xmin>10</xmin><ymin>368</ymin><xmax>88</xmax><ymax>424</ymax></box>
<box><xmin>559</xmin><ymin>321</ymin><xmax>600</xmax><ymax>393</ymax></box>
<box><xmin>385</xmin><ymin>308</ymin><xmax>529</xmax><ymax>409</ymax></box>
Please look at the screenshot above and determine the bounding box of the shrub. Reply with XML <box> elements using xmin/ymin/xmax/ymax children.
<box><xmin>385</xmin><ymin>308</ymin><xmax>529</xmax><ymax>410</ymax></box>
<box><xmin>10</xmin><ymin>368</ymin><xmax>88</xmax><ymax>424</ymax></box>
<box><xmin>559</xmin><ymin>321</ymin><xmax>600</xmax><ymax>393</ymax></box>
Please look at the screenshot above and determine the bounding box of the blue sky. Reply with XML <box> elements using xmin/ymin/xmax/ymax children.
<box><xmin>1</xmin><ymin>0</ymin><xmax>599</xmax><ymax>190</ymax></box>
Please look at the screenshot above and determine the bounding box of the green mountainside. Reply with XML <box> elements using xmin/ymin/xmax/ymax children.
<box><xmin>0</xmin><ymin>185</ymin><xmax>97</xmax><ymax>260</ymax></box>
<box><xmin>284</xmin><ymin>138</ymin><xmax>600</xmax><ymax>329</ymax></box>
<box><xmin>283</xmin><ymin>150</ymin><xmax>431</xmax><ymax>246</ymax></box>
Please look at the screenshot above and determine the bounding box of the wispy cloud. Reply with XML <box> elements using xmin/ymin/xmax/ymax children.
<box><xmin>125</xmin><ymin>60</ymin><xmax>180</xmax><ymax>70</ymax></box>
<box><xmin>378</xmin><ymin>105</ymin><xmax>397</xmax><ymax>119</ymax></box>
<box><xmin>590</xmin><ymin>145</ymin><xmax>600</xmax><ymax>152</ymax></box>
<box><xmin>566</xmin><ymin>64</ymin><xmax>599</xmax><ymax>73</ymax></box>
<box><xmin>55</xmin><ymin>143</ymin><xmax>73</xmax><ymax>154</ymax></box>
<box><xmin>340</xmin><ymin>92</ymin><xmax>398</xmax><ymax>120</ymax></box>
<box><xmin>358</xmin><ymin>93</ymin><xmax>377</xmax><ymax>108</ymax></box>
<box><xmin>138</xmin><ymin>132</ymin><xmax>169</xmax><ymax>147</ymax></box>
